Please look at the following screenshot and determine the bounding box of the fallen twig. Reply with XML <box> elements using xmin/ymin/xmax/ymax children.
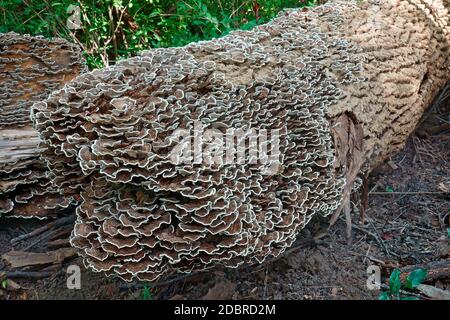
<box><xmin>22</xmin><ymin>224</ymin><xmax>73</xmax><ymax>251</ymax></box>
<box><xmin>1</xmin><ymin>269</ymin><xmax>64</xmax><ymax>280</ymax></box>
<box><xmin>10</xmin><ymin>215</ymin><xmax>75</xmax><ymax>245</ymax></box>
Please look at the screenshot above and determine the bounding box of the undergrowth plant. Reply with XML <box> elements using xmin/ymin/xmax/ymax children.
<box><xmin>0</xmin><ymin>0</ymin><xmax>319</xmax><ymax>69</ymax></box>
<box><xmin>140</xmin><ymin>285</ymin><xmax>154</xmax><ymax>300</ymax></box>
<box><xmin>1</xmin><ymin>278</ymin><xmax>7</xmax><ymax>290</ymax></box>
<box><xmin>379</xmin><ymin>268</ymin><xmax>428</xmax><ymax>300</ymax></box>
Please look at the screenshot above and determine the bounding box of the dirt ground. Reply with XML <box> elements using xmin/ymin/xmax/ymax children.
<box><xmin>0</xmin><ymin>99</ymin><xmax>448</xmax><ymax>300</ymax></box>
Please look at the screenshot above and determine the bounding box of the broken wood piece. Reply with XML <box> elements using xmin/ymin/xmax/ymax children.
<box><xmin>47</xmin><ymin>238</ymin><xmax>70</xmax><ymax>249</ymax></box>
<box><xmin>387</xmin><ymin>160</ymin><xmax>398</xmax><ymax>170</ymax></box>
<box><xmin>417</xmin><ymin>284</ymin><xmax>450</xmax><ymax>300</ymax></box>
<box><xmin>2</xmin><ymin>248</ymin><xmax>78</xmax><ymax>269</ymax></box>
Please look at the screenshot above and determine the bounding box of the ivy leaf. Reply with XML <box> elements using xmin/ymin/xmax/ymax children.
<box><xmin>389</xmin><ymin>269</ymin><xmax>401</xmax><ymax>295</ymax></box>
<box><xmin>379</xmin><ymin>292</ymin><xmax>391</xmax><ymax>300</ymax></box>
<box><xmin>405</xmin><ymin>268</ymin><xmax>427</xmax><ymax>289</ymax></box>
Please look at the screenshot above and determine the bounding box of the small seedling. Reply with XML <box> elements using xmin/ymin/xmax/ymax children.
<box><xmin>1</xmin><ymin>279</ymin><xmax>8</xmax><ymax>289</ymax></box>
<box><xmin>379</xmin><ymin>268</ymin><xmax>427</xmax><ymax>300</ymax></box>
<box><xmin>141</xmin><ymin>285</ymin><xmax>153</xmax><ymax>300</ymax></box>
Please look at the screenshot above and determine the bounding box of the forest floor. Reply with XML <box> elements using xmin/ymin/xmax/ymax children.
<box><xmin>0</xmin><ymin>100</ymin><xmax>448</xmax><ymax>300</ymax></box>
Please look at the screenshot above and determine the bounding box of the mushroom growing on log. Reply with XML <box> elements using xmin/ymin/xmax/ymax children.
<box><xmin>0</xmin><ymin>32</ymin><xmax>86</xmax><ymax>218</ymax></box>
<box><xmin>32</xmin><ymin>0</ymin><xmax>449</xmax><ymax>282</ymax></box>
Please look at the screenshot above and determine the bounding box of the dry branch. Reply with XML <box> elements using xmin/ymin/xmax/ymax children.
<box><xmin>10</xmin><ymin>215</ymin><xmax>75</xmax><ymax>245</ymax></box>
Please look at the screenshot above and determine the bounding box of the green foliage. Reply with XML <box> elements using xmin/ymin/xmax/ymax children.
<box><xmin>388</xmin><ymin>269</ymin><xmax>401</xmax><ymax>296</ymax></box>
<box><xmin>405</xmin><ymin>268</ymin><xmax>427</xmax><ymax>289</ymax></box>
<box><xmin>378</xmin><ymin>291</ymin><xmax>390</xmax><ymax>300</ymax></box>
<box><xmin>0</xmin><ymin>0</ymin><xmax>317</xmax><ymax>69</ymax></box>
<box><xmin>141</xmin><ymin>285</ymin><xmax>153</xmax><ymax>300</ymax></box>
<box><xmin>1</xmin><ymin>279</ymin><xmax>8</xmax><ymax>289</ymax></box>
<box><xmin>379</xmin><ymin>268</ymin><xmax>427</xmax><ymax>300</ymax></box>
<box><xmin>0</xmin><ymin>0</ymin><xmax>75</xmax><ymax>36</ymax></box>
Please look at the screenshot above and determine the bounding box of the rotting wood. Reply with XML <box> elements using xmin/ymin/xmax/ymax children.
<box><xmin>1</xmin><ymin>248</ymin><xmax>77</xmax><ymax>269</ymax></box>
<box><xmin>31</xmin><ymin>0</ymin><xmax>450</xmax><ymax>282</ymax></box>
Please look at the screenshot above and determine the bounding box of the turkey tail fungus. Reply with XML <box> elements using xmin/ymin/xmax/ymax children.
<box><xmin>0</xmin><ymin>32</ymin><xmax>87</xmax><ymax>218</ymax></box>
<box><xmin>32</xmin><ymin>0</ymin><xmax>449</xmax><ymax>282</ymax></box>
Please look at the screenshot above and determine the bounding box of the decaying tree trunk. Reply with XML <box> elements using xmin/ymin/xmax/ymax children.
<box><xmin>0</xmin><ymin>33</ymin><xmax>86</xmax><ymax>218</ymax></box>
<box><xmin>32</xmin><ymin>0</ymin><xmax>449</xmax><ymax>282</ymax></box>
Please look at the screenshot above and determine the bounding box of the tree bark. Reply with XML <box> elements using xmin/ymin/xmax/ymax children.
<box><xmin>31</xmin><ymin>0</ymin><xmax>449</xmax><ymax>282</ymax></box>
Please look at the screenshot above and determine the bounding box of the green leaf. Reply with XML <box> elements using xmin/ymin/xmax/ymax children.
<box><xmin>389</xmin><ymin>269</ymin><xmax>401</xmax><ymax>295</ymax></box>
<box><xmin>447</xmin><ymin>228</ymin><xmax>449</xmax><ymax>240</ymax></box>
<box><xmin>379</xmin><ymin>292</ymin><xmax>391</xmax><ymax>300</ymax></box>
<box><xmin>1</xmin><ymin>279</ymin><xmax>7</xmax><ymax>289</ymax></box>
<box><xmin>141</xmin><ymin>285</ymin><xmax>153</xmax><ymax>300</ymax></box>
<box><xmin>241</xmin><ymin>20</ymin><xmax>258</xmax><ymax>30</ymax></box>
<box><xmin>400</xmin><ymin>295</ymin><xmax>420</xmax><ymax>300</ymax></box>
<box><xmin>405</xmin><ymin>268</ymin><xmax>427</xmax><ymax>289</ymax></box>
<box><xmin>386</xmin><ymin>186</ymin><xmax>394</xmax><ymax>193</ymax></box>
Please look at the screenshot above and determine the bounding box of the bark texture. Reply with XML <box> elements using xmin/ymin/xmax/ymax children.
<box><xmin>0</xmin><ymin>33</ymin><xmax>86</xmax><ymax>218</ymax></box>
<box><xmin>32</xmin><ymin>0</ymin><xmax>449</xmax><ymax>282</ymax></box>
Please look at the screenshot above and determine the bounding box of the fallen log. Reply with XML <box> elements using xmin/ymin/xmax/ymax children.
<box><xmin>32</xmin><ymin>0</ymin><xmax>450</xmax><ymax>282</ymax></box>
<box><xmin>0</xmin><ymin>32</ymin><xmax>86</xmax><ymax>218</ymax></box>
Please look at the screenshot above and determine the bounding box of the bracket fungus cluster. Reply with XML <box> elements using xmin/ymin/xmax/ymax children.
<box><xmin>0</xmin><ymin>32</ymin><xmax>86</xmax><ymax>218</ymax></box>
<box><xmin>32</xmin><ymin>0</ymin><xmax>449</xmax><ymax>282</ymax></box>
